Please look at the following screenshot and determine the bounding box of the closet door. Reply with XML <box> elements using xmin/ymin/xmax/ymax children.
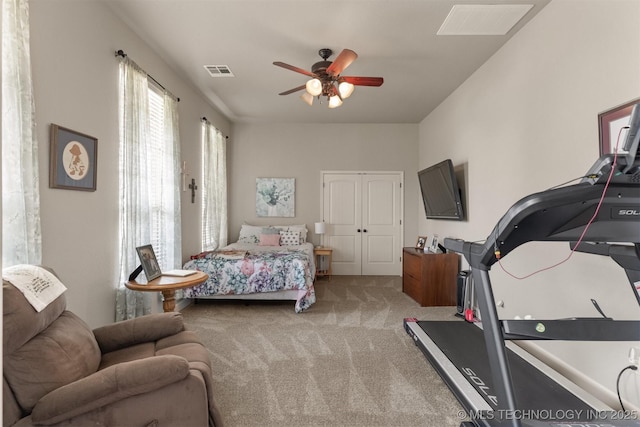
<box><xmin>322</xmin><ymin>172</ymin><xmax>402</xmax><ymax>276</ymax></box>
<box><xmin>361</xmin><ymin>174</ymin><xmax>402</xmax><ymax>275</ymax></box>
<box><xmin>323</xmin><ymin>173</ymin><xmax>362</xmax><ymax>275</ymax></box>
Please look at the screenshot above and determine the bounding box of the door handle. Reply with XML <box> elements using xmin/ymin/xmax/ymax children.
<box><xmin>363</xmin><ymin>229</ymin><xmax>368</xmax><ymax>233</ymax></box>
<box><xmin>357</xmin><ymin>229</ymin><xmax>361</xmax><ymax>233</ymax></box>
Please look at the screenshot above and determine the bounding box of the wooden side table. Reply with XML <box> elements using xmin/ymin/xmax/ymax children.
<box><xmin>125</xmin><ymin>270</ymin><xmax>208</xmax><ymax>312</ymax></box>
<box><xmin>314</xmin><ymin>247</ymin><xmax>333</xmax><ymax>280</ymax></box>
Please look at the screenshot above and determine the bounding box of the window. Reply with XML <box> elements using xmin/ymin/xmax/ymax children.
<box><xmin>201</xmin><ymin>120</ymin><xmax>227</xmax><ymax>251</ymax></box>
<box><xmin>116</xmin><ymin>55</ymin><xmax>181</xmax><ymax>319</ymax></box>
<box><xmin>147</xmin><ymin>84</ymin><xmax>172</xmax><ymax>268</ymax></box>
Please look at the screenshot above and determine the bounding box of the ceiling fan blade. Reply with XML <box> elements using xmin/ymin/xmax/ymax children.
<box><xmin>278</xmin><ymin>84</ymin><xmax>307</xmax><ymax>96</ymax></box>
<box><xmin>341</xmin><ymin>76</ymin><xmax>384</xmax><ymax>87</ymax></box>
<box><xmin>326</xmin><ymin>49</ymin><xmax>358</xmax><ymax>77</ymax></box>
<box><xmin>273</xmin><ymin>61</ymin><xmax>316</xmax><ymax>78</ymax></box>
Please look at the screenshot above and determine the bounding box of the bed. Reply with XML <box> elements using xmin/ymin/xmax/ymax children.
<box><xmin>181</xmin><ymin>224</ymin><xmax>316</xmax><ymax>313</ymax></box>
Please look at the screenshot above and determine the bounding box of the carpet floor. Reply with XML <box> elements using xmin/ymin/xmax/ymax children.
<box><xmin>181</xmin><ymin>275</ymin><xmax>465</xmax><ymax>427</ymax></box>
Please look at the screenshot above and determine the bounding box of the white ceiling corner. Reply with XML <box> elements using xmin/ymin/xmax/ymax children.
<box><xmin>437</xmin><ymin>4</ymin><xmax>534</xmax><ymax>36</ymax></box>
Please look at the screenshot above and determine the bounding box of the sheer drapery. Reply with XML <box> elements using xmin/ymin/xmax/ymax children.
<box><xmin>201</xmin><ymin>121</ymin><xmax>227</xmax><ymax>251</ymax></box>
<box><xmin>116</xmin><ymin>56</ymin><xmax>152</xmax><ymax>320</ymax></box>
<box><xmin>158</xmin><ymin>91</ymin><xmax>182</xmax><ymax>268</ymax></box>
<box><xmin>115</xmin><ymin>55</ymin><xmax>182</xmax><ymax>320</ymax></box>
<box><xmin>2</xmin><ymin>0</ymin><xmax>42</xmax><ymax>267</ymax></box>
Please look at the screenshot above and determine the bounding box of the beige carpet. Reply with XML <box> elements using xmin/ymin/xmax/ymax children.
<box><xmin>181</xmin><ymin>275</ymin><xmax>465</xmax><ymax>427</ymax></box>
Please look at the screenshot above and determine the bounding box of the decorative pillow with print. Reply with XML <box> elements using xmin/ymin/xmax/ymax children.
<box><xmin>273</xmin><ymin>225</ymin><xmax>308</xmax><ymax>244</ymax></box>
<box><xmin>238</xmin><ymin>224</ymin><xmax>263</xmax><ymax>244</ymax></box>
<box><xmin>279</xmin><ymin>230</ymin><xmax>301</xmax><ymax>246</ymax></box>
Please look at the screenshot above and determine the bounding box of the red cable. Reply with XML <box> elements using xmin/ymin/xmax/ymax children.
<box><xmin>498</xmin><ymin>129</ymin><xmax>624</xmax><ymax>280</ymax></box>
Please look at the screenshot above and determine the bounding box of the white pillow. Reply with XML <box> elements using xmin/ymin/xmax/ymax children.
<box><xmin>239</xmin><ymin>223</ymin><xmax>308</xmax><ymax>245</ymax></box>
<box><xmin>238</xmin><ymin>224</ymin><xmax>263</xmax><ymax>244</ymax></box>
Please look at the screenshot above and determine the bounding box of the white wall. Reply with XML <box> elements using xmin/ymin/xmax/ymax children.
<box><xmin>29</xmin><ymin>0</ymin><xmax>231</xmax><ymax>327</ymax></box>
<box><xmin>419</xmin><ymin>0</ymin><xmax>640</xmax><ymax>408</ymax></box>
<box><xmin>229</xmin><ymin>123</ymin><xmax>419</xmax><ymax>247</ymax></box>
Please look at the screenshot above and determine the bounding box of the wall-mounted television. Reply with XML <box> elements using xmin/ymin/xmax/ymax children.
<box><xmin>418</xmin><ymin>159</ymin><xmax>465</xmax><ymax>220</ymax></box>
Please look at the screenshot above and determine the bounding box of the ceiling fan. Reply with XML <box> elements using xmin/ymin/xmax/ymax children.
<box><xmin>273</xmin><ymin>48</ymin><xmax>384</xmax><ymax>108</ymax></box>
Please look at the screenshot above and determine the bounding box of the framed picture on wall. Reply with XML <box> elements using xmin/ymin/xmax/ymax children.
<box><xmin>598</xmin><ymin>98</ymin><xmax>640</xmax><ymax>156</ymax></box>
<box><xmin>49</xmin><ymin>124</ymin><xmax>98</xmax><ymax>191</ymax></box>
<box><xmin>256</xmin><ymin>178</ymin><xmax>295</xmax><ymax>217</ymax></box>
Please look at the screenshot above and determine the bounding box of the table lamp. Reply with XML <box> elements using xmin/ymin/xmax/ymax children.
<box><xmin>314</xmin><ymin>222</ymin><xmax>326</xmax><ymax>247</ymax></box>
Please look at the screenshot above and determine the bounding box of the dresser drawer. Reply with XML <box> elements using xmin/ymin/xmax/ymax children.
<box><xmin>403</xmin><ymin>251</ymin><xmax>422</xmax><ymax>280</ymax></box>
<box><xmin>402</xmin><ymin>275</ymin><xmax>423</xmax><ymax>305</ymax></box>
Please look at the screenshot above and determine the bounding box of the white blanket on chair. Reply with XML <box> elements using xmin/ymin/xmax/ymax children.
<box><xmin>3</xmin><ymin>265</ymin><xmax>67</xmax><ymax>312</ymax></box>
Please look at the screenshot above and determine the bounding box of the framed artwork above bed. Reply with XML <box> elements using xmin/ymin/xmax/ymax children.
<box><xmin>256</xmin><ymin>178</ymin><xmax>295</xmax><ymax>217</ymax></box>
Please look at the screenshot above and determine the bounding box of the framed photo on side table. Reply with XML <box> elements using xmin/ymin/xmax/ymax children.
<box><xmin>135</xmin><ymin>245</ymin><xmax>162</xmax><ymax>281</ymax></box>
<box><xmin>415</xmin><ymin>236</ymin><xmax>427</xmax><ymax>250</ymax></box>
<box><xmin>598</xmin><ymin>98</ymin><xmax>640</xmax><ymax>156</ymax></box>
<box><xmin>49</xmin><ymin>124</ymin><xmax>98</xmax><ymax>191</ymax></box>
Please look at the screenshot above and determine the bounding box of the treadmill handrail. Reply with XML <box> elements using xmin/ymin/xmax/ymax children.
<box><xmin>501</xmin><ymin>318</ymin><xmax>640</xmax><ymax>341</ymax></box>
<box><xmin>445</xmin><ymin>182</ymin><xmax>640</xmax><ymax>270</ymax></box>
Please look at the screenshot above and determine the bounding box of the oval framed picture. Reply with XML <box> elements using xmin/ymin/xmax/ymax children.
<box><xmin>49</xmin><ymin>124</ymin><xmax>98</xmax><ymax>191</ymax></box>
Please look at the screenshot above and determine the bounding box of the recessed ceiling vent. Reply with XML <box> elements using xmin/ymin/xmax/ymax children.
<box><xmin>438</xmin><ymin>4</ymin><xmax>534</xmax><ymax>35</ymax></box>
<box><xmin>204</xmin><ymin>65</ymin><xmax>234</xmax><ymax>77</ymax></box>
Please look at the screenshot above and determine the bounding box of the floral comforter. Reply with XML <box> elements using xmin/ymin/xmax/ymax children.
<box><xmin>182</xmin><ymin>242</ymin><xmax>316</xmax><ymax>313</ymax></box>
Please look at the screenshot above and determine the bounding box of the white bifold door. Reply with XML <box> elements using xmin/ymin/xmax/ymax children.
<box><xmin>322</xmin><ymin>172</ymin><xmax>403</xmax><ymax>276</ymax></box>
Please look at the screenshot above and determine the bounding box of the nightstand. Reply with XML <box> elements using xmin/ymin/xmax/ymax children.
<box><xmin>314</xmin><ymin>247</ymin><xmax>333</xmax><ymax>280</ymax></box>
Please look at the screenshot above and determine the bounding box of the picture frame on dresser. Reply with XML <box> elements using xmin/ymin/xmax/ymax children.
<box><xmin>415</xmin><ymin>236</ymin><xmax>427</xmax><ymax>250</ymax></box>
<box><xmin>428</xmin><ymin>234</ymin><xmax>439</xmax><ymax>253</ymax></box>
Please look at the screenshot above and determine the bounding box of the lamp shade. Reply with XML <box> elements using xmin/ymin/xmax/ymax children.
<box><xmin>328</xmin><ymin>95</ymin><xmax>343</xmax><ymax>109</ymax></box>
<box><xmin>338</xmin><ymin>81</ymin><xmax>355</xmax><ymax>99</ymax></box>
<box><xmin>306</xmin><ymin>78</ymin><xmax>322</xmax><ymax>96</ymax></box>
<box><xmin>314</xmin><ymin>222</ymin><xmax>326</xmax><ymax>234</ymax></box>
<box><xmin>300</xmin><ymin>92</ymin><xmax>314</xmax><ymax>106</ymax></box>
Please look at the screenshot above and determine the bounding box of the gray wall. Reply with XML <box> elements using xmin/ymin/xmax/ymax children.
<box><xmin>30</xmin><ymin>0</ymin><xmax>230</xmax><ymax>327</ymax></box>
<box><xmin>418</xmin><ymin>0</ymin><xmax>640</xmax><ymax>408</ymax></box>
<box><xmin>229</xmin><ymin>123</ymin><xmax>418</xmax><ymax>247</ymax></box>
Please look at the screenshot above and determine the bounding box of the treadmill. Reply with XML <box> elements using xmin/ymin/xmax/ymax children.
<box><xmin>406</xmin><ymin>103</ymin><xmax>640</xmax><ymax>427</ymax></box>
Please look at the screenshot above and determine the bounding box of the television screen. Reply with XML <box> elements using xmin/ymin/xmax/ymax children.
<box><xmin>418</xmin><ymin>159</ymin><xmax>464</xmax><ymax>220</ymax></box>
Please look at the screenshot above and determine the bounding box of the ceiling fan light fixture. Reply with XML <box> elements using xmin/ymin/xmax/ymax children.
<box><xmin>338</xmin><ymin>81</ymin><xmax>355</xmax><ymax>99</ymax></box>
<box><xmin>305</xmin><ymin>78</ymin><xmax>322</xmax><ymax>96</ymax></box>
<box><xmin>328</xmin><ymin>95</ymin><xmax>343</xmax><ymax>109</ymax></box>
<box><xmin>300</xmin><ymin>92</ymin><xmax>314</xmax><ymax>106</ymax></box>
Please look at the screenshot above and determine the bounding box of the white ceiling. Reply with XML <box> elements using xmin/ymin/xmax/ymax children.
<box><xmin>105</xmin><ymin>0</ymin><xmax>551</xmax><ymax>124</ymax></box>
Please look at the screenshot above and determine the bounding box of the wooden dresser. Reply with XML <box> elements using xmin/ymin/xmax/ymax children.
<box><xmin>402</xmin><ymin>247</ymin><xmax>459</xmax><ymax>306</ymax></box>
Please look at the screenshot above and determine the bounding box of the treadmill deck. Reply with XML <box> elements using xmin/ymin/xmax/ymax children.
<box><xmin>405</xmin><ymin>319</ymin><xmax>640</xmax><ymax>426</ymax></box>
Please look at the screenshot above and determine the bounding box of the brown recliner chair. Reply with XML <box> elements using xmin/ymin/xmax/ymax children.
<box><xmin>3</xmin><ymin>274</ymin><xmax>222</xmax><ymax>427</ymax></box>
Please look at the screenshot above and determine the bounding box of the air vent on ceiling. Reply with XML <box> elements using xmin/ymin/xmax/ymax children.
<box><xmin>437</xmin><ymin>4</ymin><xmax>534</xmax><ymax>36</ymax></box>
<box><xmin>204</xmin><ymin>65</ymin><xmax>234</xmax><ymax>77</ymax></box>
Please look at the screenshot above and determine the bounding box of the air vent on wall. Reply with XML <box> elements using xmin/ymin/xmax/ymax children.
<box><xmin>204</xmin><ymin>65</ymin><xmax>234</xmax><ymax>77</ymax></box>
<box><xmin>437</xmin><ymin>4</ymin><xmax>534</xmax><ymax>35</ymax></box>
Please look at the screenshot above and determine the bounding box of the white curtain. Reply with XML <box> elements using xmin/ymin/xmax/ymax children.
<box><xmin>115</xmin><ymin>56</ymin><xmax>152</xmax><ymax>320</ymax></box>
<box><xmin>158</xmin><ymin>92</ymin><xmax>182</xmax><ymax>269</ymax></box>
<box><xmin>115</xmin><ymin>55</ymin><xmax>182</xmax><ymax>320</ymax></box>
<box><xmin>2</xmin><ymin>0</ymin><xmax>42</xmax><ymax>267</ymax></box>
<box><xmin>201</xmin><ymin>121</ymin><xmax>227</xmax><ymax>251</ymax></box>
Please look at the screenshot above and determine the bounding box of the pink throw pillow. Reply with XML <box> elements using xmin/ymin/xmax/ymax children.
<box><xmin>259</xmin><ymin>234</ymin><xmax>280</xmax><ymax>246</ymax></box>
